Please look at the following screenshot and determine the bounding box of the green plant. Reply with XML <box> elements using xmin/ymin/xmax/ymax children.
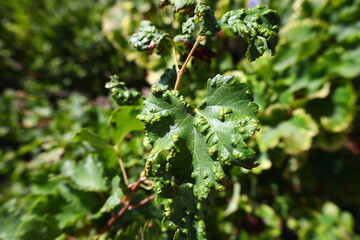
<box><xmin>1</xmin><ymin>0</ymin><xmax>360</xmax><ymax>239</ymax></box>
<box><xmin>108</xmin><ymin>2</ymin><xmax>280</xmax><ymax>239</ymax></box>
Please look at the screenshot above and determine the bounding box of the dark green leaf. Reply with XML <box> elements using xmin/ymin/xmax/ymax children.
<box><xmin>219</xmin><ymin>5</ymin><xmax>280</xmax><ymax>61</ymax></box>
<box><xmin>129</xmin><ymin>20</ymin><xmax>171</xmax><ymax>54</ymax></box>
<box><xmin>159</xmin><ymin>0</ymin><xmax>197</xmax><ymax>13</ymax></box>
<box><xmin>138</xmin><ymin>74</ymin><xmax>259</xmax><ymax>236</ymax></box>
<box><xmin>106</xmin><ymin>75</ymin><xmax>142</xmax><ymax>106</ymax></box>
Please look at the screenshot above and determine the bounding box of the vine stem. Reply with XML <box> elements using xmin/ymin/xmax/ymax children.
<box><xmin>172</xmin><ymin>45</ymin><xmax>180</xmax><ymax>73</ymax></box>
<box><xmin>99</xmin><ymin>177</ymin><xmax>152</xmax><ymax>234</ymax></box>
<box><xmin>114</xmin><ymin>146</ymin><xmax>129</xmax><ymax>186</ymax></box>
<box><xmin>174</xmin><ymin>36</ymin><xmax>206</xmax><ymax>90</ymax></box>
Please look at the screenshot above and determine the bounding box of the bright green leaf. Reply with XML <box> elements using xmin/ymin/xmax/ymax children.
<box><xmin>258</xmin><ymin>108</ymin><xmax>318</xmax><ymax>155</ymax></box>
<box><xmin>320</xmin><ymin>84</ymin><xmax>356</xmax><ymax>132</ymax></box>
<box><xmin>62</xmin><ymin>156</ymin><xmax>107</xmax><ymax>192</ymax></box>
<box><xmin>99</xmin><ymin>176</ymin><xmax>123</xmax><ymax>213</ymax></box>
<box><xmin>109</xmin><ymin>105</ymin><xmax>144</xmax><ymax>148</ymax></box>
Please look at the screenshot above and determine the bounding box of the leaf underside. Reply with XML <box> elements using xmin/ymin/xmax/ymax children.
<box><xmin>138</xmin><ymin>74</ymin><xmax>259</xmax><ymax>238</ymax></box>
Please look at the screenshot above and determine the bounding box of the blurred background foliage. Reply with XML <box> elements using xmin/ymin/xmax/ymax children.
<box><xmin>0</xmin><ymin>0</ymin><xmax>360</xmax><ymax>239</ymax></box>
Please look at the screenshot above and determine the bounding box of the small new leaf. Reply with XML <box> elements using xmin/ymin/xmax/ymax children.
<box><xmin>129</xmin><ymin>20</ymin><xmax>171</xmax><ymax>54</ymax></box>
<box><xmin>105</xmin><ymin>75</ymin><xmax>142</xmax><ymax>106</ymax></box>
<box><xmin>182</xmin><ymin>5</ymin><xmax>220</xmax><ymax>37</ymax></box>
<box><xmin>219</xmin><ymin>5</ymin><xmax>280</xmax><ymax>61</ymax></box>
<box><xmin>159</xmin><ymin>0</ymin><xmax>197</xmax><ymax>13</ymax></box>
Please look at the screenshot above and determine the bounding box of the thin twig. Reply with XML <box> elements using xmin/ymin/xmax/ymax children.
<box><xmin>106</xmin><ymin>198</ymin><xmax>131</xmax><ymax>227</ymax></box>
<box><xmin>174</xmin><ymin>36</ymin><xmax>206</xmax><ymax>90</ymax></box>
<box><xmin>129</xmin><ymin>177</ymin><xmax>146</xmax><ymax>191</ymax></box>
<box><xmin>100</xmin><ymin>176</ymin><xmax>148</xmax><ymax>233</ymax></box>
<box><xmin>114</xmin><ymin>146</ymin><xmax>129</xmax><ymax>186</ymax></box>
<box><xmin>128</xmin><ymin>194</ymin><xmax>156</xmax><ymax>210</ymax></box>
<box><xmin>172</xmin><ymin>45</ymin><xmax>180</xmax><ymax>73</ymax></box>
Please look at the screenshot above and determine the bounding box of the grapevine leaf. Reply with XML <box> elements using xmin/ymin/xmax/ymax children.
<box><xmin>109</xmin><ymin>106</ymin><xmax>144</xmax><ymax>148</ymax></box>
<box><xmin>320</xmin><ymin>84</ymin><xmax>356</xmax><ymax>132</ymax></box>
<box><xmin>61</xmin><ymin>155</ymin><xmax>107</xmax><ymax>192</ymax></box>
<box><xmin>195</xmin><ymin>4</ymin><xmax>221</xmax><ymax>37</ymax></box>
<box><xmin>105</xmin><ymin>75</ymin><xmax>142</xmax><ymax>106</ymax></box>
<box><xmin>219</xmin><ymin>5</ymin><xmax>280</xmax><ymax>61</ymax></box>
<box><xmin>158</xmin><ymin>0</ymin><xmax>197</xmax><ymax>13</ymax></box>
<box><xmin>157</xmin><ymin>67</ymin><xmax>177</xmax><ymax>90</ymax></box>
<box><xmin>307</xmin><ymin>84</ymin><xmax>357</xmax><ymax>133</ymax></box>
<box><xmin>99</xmin><ymin>176</ymin><xmax>123</xmax><ymax>213</ymax></box>
<box><xmin>138</xmin><ymin>74</ymin><xmax>259</xmax><ymax>236</ymax></box>
<box><xmin>182</xmin><ymin>16</ymin><xmax>198</xmax><ymax>35</ymax></box>
<box><xmin>258</xmin><ymin>108</ymin><xmax>318</xmax><ymax>155</ymax></box>
<box><xmin>75</xmin><ymin>129</ymin><xmax>118</xmax><ymax>164</ymax></box>
<box><xmin>129</xmin><ymin>20</ymin><xmax>171</xmax><ymax>54</ymax></box>
<box><xmin>56</xmin><ymin>184</ymin><xmax>91</xmax><ymax>229</ymax></box>
<box><xmin>182</xmin><ymin>5</ymin><xmax>221</xmax><ymax>37</ymax></box>
<box><xmin>114</xmin><ymin>220</ymin><xmax>162</xmax><ymax>239</ymax></box>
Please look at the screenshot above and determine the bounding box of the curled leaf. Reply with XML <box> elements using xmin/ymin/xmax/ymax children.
<box><xmin>105</xmin><ymin>75</ymin><xmax>142</xmax><ymax>106</ymax></box>
<box><xmin>129</xmin><ymin>20</ymin><xmax>171</xmax><ymax>54</ymax></box>
<box><xmin>219</xmin><ymin>5</ymin><xmax>280</xmax><ymax>61</ymax></box>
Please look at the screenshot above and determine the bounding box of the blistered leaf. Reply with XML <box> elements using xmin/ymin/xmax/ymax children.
<box><xmin>219</xmin><ymin>5</ymin><xmax>280</xmax><ymax>61</ymax></box>
<box><xmin>182</xmin><ymin>16</ymin><xmax>198</xmax><ymax>35</ymax></box>
<box><xmin>158</xmin><ymin>0</ymin><xmax>197</xmax><ymax>13</ymax></box>
<box><xmin>62</xmin><ymin>156</ymin><xmax>107</xmax><ymax>192</ymax></box>
<box><xmin>182</xmin><ymin>4</ymin><xmax>220</xmax><ymax>37</ymax></box>
<box><xmin>195</xmin><ymin>4</ymin><xmax>221</xmax><ymax>37</ymax></box>
<box><xmin>138</xmin><ymin>74</ymin><xmax>259</xmax><ymax>236</ymax></box>
<box><xmin>105</xmin><ymin>75</ymin><xmax>142</xmax><ymax>106</ymax></box>
<box><xmin>129</xmin><ymin>20</ymin><xmax>171</xmax><ymax>54</ymax></box>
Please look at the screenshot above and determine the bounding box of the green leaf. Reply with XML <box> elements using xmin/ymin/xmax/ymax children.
<box><xmin>62</xmin><ymin>155</ymin><xmax>107</xmax><ymax>192</ymax></box>
<box><xmin>320</xmin><ymin>84</ymin><xmax>356</xmax><ymax>132</ymax></box>
<box><xmin>195</xmin><ymin>4</ymin><xmax>220</xmax><ymax>37</ymax></box>
<box><xmin>129</xmin><ymin>20</ymin><xmax>171</xmax><ymax>54</ymax></box>
<box><xmin>138</xmin><ymin>74</ymin><xmax>259</xmax><ymax>236</ymax></box>
<box><xmin>109</xmin><ymin>105</ymin><xmax>144</xmax><ymax>148</ymax></box>
<box><xmin>158</xmin><ymin>0</ymin><xmax>197</xmax><ymax>13</ymax></box>
<box><xmin>182</xmin><ymin>4</ymin><xmax>220</xmax><ymax>37</ymax></box>
<box><xmin>75</xmin><ymin>129</ymin><xmax>118</xmax><ymax>163</ymax></box>
<box><xmin>99</xmin><ymin>176</ymin><xmax>123</xmax><ymax>213</ymax></box>
<box><xmin>219</xmin><ymin>5</ymin><xmax>280</xmax><ymax>61</ymax></box>
<box><xmin>56</xmin><ymin>184</ymin><xmax>90</xmax><ymax>229</ymax></box>
<box><xmin>114</xmin><ymin>220</ymin><xmax>163</xmax><ymax>240</ymax></box>
<box><xmin>258</xmin><ymin>107</ymin><xmax>318</xmax><ymax>155</ymax></box>
<box><xmin>105</xmin><ymin>75</ymin><xmax>142</xmax><ymax>106</ymax></box>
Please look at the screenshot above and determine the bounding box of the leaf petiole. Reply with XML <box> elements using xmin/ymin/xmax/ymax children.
<box><xmin>174</xmin><ymin>35</ymin><xmax>206</xmax><ymax>90</ymax></box>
